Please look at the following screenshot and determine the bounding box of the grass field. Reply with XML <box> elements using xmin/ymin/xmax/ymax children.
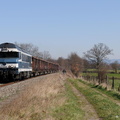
<box><xmin>84</xmin><ymin>69</ymin><xmax>120</xmax><ymax>74</ymax></box>
<box><xmin>53</xmin><ymin>78</ymin><xmax>120</xmax><ymax>120</ymax></box>
<box><xmin>82</xmin><ymin>72</ymin><xmax>120</xmax><ymax>78</ymax></box>
<box><xmin>82</xmin><ymin>72</ymin><xmax>120</xmax><ymax>91</ymax></box>
<box><xmin>69</xmin><ymin>79</ymin><xmax>120</xmax><ymax>120</ymax></box>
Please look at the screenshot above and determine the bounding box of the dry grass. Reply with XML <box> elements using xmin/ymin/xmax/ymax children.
<box><xmin>0</xmin><ymin>73</ymin><xmax>68</xmax><ymax>120</ymax></box>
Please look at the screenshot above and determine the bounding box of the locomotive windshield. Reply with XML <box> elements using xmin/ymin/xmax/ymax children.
<box><xmin>0</xmin><ymin>52</ymin><xmax>19</xmax><ymax>58</ymax></box>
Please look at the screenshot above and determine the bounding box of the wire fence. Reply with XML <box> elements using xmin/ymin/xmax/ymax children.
<box><xmin>81</xmin><ymin>75</ymin><xmax>120</xmax><ymax>92</ymax></box>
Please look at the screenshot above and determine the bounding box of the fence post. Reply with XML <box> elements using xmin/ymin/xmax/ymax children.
<box><xmin>118</xmin><ymin>84</ymin><xmax>120</xmax><ymax>92</ymax></box>
<box><xmin>106</xmin><ymin>75</ymin><xmax>108</xmax><ymax>89</ymax></box>
<box><xmin>111</xmin><ymin>77</ymin><xmax>115</xmax><ymax>89</ymax></box>
<box><xmin>99</xmin><ymin>76</ymin><xmax>101</xmax><ymax>85</ymax></box>
<box><xmin>96</xmin><ymin>76</ymin><xmax>98</xmax><ymax>84</ymax></box>
<box><xmin>93</xmin><ymin>76</ymin><xmax>94</xmax><ymax>84</ymax></box>
<box><xmin>88</xmin><ymin>76</ymin><xmax>90</xmax><ymax>82</ymax></box>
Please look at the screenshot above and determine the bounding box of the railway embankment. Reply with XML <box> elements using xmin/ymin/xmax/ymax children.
<box><xmin>0</xmin><ymin>72</ymin><xmax>120</xmax><ymax>120</ymax></box>
<box><xmin>0</xmin><ymin>72</ymin><xmax>73</xmax><ymax>119</ymax></box>
<box><xmin>0</xmin><ymin>73</ymin><xmax>68</xmax><ymax>104</ymax></box>
<box><xmin>0</xmin><ymin>75</ymin><xmax>50</xmax><ymax>100</ymax></box>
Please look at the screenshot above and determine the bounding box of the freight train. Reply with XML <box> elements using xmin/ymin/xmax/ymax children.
<box><xmin>0</xmin><ymin>43</ymin><xmax>59</xmax><ymax>82</ymax></box>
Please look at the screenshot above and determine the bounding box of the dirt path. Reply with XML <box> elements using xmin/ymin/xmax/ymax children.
<box><xmin>69</xmin><ymin>82</ymin><xmax>101</xmax><ymax>120</ymax></box>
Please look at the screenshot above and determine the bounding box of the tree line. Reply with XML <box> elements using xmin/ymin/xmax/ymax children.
<box><xmin>15</xmin><ymin>42</ymin><xmax>51</xmax><ymax>60</ymax></box>
<box><xmin>16</xmin><ymin>42</ymin><xmax>120</xmax><ymax>78</ymax></box>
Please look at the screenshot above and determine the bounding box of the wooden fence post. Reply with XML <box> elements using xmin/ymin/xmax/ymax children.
<box><xmin>96</xmin><ymin>76</ymin><xmax>98</xmax><ymax>84</ymax></box>
<box><xmin>93</xmin><ymin>76</ymin><xmax>94</xmax><ymax>84</ymax></box>
<box><xmin>99</xmin><ymin>76</ymin><xmax>101</xmax><ymax>85</ymax></box>
<box><xmin>112</xmin><ymin>77</ymin><xmax>115</xmax><ymax>89</ymax></box>
<box><xmin>118</xmin><ymin>84</ymin><xmax>120</xmax><ymax>92</ymax></box>
<box><xmin>106</xmin><ymin>75</ymin><xmax>108</xmax><ymax>89</ymax></box>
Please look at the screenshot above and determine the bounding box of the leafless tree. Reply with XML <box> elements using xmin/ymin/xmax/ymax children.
<box><xmin>15</xmin><ymin>42</ymin><xmax>43</xmax><ymax>58</ymax></box>
<box><xmin>97</xmin><ymin>62</ymin><xmax>110</xmax><ymax>83</ymax></box>
<box><xmin>84</xmin><ymin>43</ymin><xmax>113</xmax><ymax>70</ymax></box>
<box><xmin>68</xmin><ymin>53</ymin><xmax>83</xmax><ymax>77</ymax></box>
<box><xmin>82</xmin><ymin>58</ymin><xmax>90</xmax><ymax>71</ymax></box>
<box><xmin>84</xmin><ymin>43</ymin><xmax>113</xmax><ymax>82</ymax></box>
<box><xmin>43</xmin><ymin>51</ymin><xmax>51</xmax><ymax>60</ymax></box>
<box><xmin>57</xmin><ymin>57</ymin><xmax>70</xmax><ymax>70</ymax></box>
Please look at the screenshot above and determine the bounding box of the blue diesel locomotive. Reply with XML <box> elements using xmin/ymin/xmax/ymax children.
<box><xmin>0</xmin><ymin>43</ymin><xmax>59</xmax><ymax>81</ymax></box>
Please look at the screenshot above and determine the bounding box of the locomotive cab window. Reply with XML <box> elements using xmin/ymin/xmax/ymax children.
<box><xmin>19</xmin><ymin>52</ymin><xmax>21</xmax><ymax>59</ymax></box>
<box><xmin>0</xmin><ymin>52</ymin><xmax>19</xmax><ymax>58</ymax></box>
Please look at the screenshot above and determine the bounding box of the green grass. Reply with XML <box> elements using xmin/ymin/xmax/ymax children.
<box><xmin>82</xmin><ymin>72</ymin><xmax>120</xmax><ymax>91</ymax></box>
<box><xmin>82</xmin><ymin>72</ymin><xmax>97</xmax><ymax>77</ymax></box>
<box><xmin>52</xmin><ymin>82</ymin><xmax>85</xmax><ymax>120</ymax></box>
<box><xmin>108</xmin><ymin>73</ymin><xmax>120</xmax><ymax>78</ymax></box>
<box><xmin>85</xmin><ymin>69</ymin><xmax>96</xmax><ymax>71</ymax></box>
<box><xmin>69</xmin><ymin>79</ymin><xmax>120</xmax><ymax>120</ymax></box>
<box><xmin>82</xmin><ymin>72</ymin><xmax>120</xmax><ymax>78</ymax></box>
<box><xmin>108</xmin><ymin>79</ymin><xmax>120</xmax><ymax>91</ymax></box>
<box><xmin>85</xmin><ymin>69</ymin><xmax>120</xmax><ymax>73</ymax></box>
<box><xmin>80</xmin><ymin>80</ymin><xmax>120</xmax><ymax>101</ymax></box>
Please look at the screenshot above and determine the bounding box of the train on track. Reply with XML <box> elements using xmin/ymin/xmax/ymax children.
<box><xmin>0</xmin><ymin>42</ymin><xmax>59</xmax><ymax>82</ymax></box>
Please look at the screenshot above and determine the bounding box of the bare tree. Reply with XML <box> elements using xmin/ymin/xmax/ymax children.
<box><xmin>97</xmin><ymin>62</ymin><xmax>110</xmax><ymax>84</ymax></box>
<box><xmin>57</xmin><ymin>57</ymin><xmax>70</xmax><ymax>70</ymax></box>
<box><xmin>84</xmin><ymin>43</ymin><xmax>113</xmax><ymax>83</ymax></box>
<box><xmin>15</xmin><ymin>42</ymin><xmax>43</xmax><ymax>58</ymax></box>
<box><xmin>68</xmin><ymin>53</ymin><xmax>83</xmax><ymax>77</ymax></box>
<box><xmin>43</xmin><ymin>51</ymin><xmax>51</xmax><ymax>60</ymax></box>
<box><xmin>82</xmin><ymin>58</ymin><xmax>90</xmax><ymax>71</ymax></box>
<box><xmin>84</xmin><ymin>43</ymin><xmax>113</xmax><ymax>70</ymax></box>
<box><xmin>57</xmin><ymin>57</ymin><xmax>65</xmax><ymax>69</ymax></box>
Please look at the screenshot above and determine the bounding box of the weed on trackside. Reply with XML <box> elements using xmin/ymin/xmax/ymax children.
<box><xmin>69</xmin><ymin>79</ymin><xmax>120</xmax><ymax>120</ymax></box>
<box><xmin>0</xmin><ymin>74</ymin><xmax>67</xmax><ymax>120</ymax></box>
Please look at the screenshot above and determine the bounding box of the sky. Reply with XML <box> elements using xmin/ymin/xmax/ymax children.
<box><xmin>0</xmin><ymin>0</ymin><xmax>120</xmax><ymax>59</ymax></box>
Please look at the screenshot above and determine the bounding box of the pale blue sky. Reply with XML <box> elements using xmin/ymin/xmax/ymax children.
<box><xmin>0</xmin><ymin>0</ymin><xmax>120</xmax><ymax>59</ymax></box>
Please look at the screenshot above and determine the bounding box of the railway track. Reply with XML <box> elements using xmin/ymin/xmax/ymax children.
<box><xmin>0</xmin><ymin>74</ymin><xmax>48</xmax><ymax>88</ymax></box>
<box><xmin>0</xmin><ymin>82</ymin><xmax>19</xmax><ymax>87</ymax></box>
